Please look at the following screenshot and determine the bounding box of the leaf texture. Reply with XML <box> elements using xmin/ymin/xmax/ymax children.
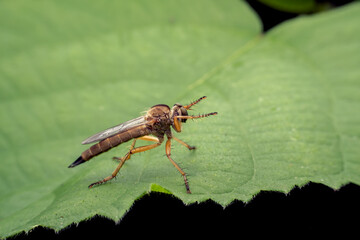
<box><xmin>0</xmin><ymin>0</ymin><xmax>359</xmax><ymax>237</ymax></box>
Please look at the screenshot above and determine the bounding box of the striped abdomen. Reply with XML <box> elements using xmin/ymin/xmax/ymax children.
<box><xmin>69</xmin><ymin>125</ymin><xmax>150</xmax><ymax>168</ymax></box>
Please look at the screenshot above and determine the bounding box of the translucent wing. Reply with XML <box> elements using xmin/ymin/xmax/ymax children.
<box><xmin>81</xmin><ymin>116</ymin><xmax>147</xmax><ymax>144</ymax></box>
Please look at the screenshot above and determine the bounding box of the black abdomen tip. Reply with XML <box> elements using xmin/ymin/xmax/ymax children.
<box><xmin>68</xmin><ymin>156</ymin><xmax>85</xmax><ymax>168</ymax></box>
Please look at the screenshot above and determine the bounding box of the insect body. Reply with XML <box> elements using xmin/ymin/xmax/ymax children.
<box><xmin>69</xmin><ymin>96</ymin><xmax>217</xmax><ymax>193</ymax></box>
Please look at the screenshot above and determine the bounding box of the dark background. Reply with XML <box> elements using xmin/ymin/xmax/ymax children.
<box><xmin>10</xmin><ymin>0</ymin><xmax>359</xmax><ymax>238</ymax></box>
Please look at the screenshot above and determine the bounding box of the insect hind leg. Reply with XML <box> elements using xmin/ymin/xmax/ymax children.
<box><xmin>89</xmin><ymin>136</ymin><xmax>162</xmax><ymax>188</ymax></box>
<box><xmin>113</xmin><ymin>139</ymin><xmax>137</xmax><ymax>162</ymax></box>
<box><xmin>113</xmin><ymin>135</ymin><xmax>160</xmax><ymax>162</ymax></box>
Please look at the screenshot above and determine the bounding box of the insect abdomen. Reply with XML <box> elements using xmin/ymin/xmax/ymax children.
<box><xmin>69</xmin><ymin>125</ymin><xmax>150</xmax><ymax>168</ymax></box>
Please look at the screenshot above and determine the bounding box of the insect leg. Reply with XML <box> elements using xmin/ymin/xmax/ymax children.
<box><xmin>172</xmin><ymin>136</ymin><xmax>196</xmax><ymax>150</ymax></box>
<box><xmin>113</xmin><ymin>138</ymin><xmax>137</xmax><ymax>161</ymax></box>
<box><xmin>165</xmin><ymin>138</ymin><xmax>191</xmax><ymax>194</ymax></box>
<box><xmin>137</xmin><ymin>135</ymin><xmax>160</xmax><ymax>142</ymax></box>
<box><xmin>113</xmin><ymin>136</ymin><xmax>159</xmax><ymax>161</ymax></box>
<box><xmin>89</xmin><ymin>136</ymin><xmax>162</xmax><ymax>188</ymax></box>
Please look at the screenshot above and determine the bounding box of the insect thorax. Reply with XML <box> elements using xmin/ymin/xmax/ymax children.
<box><xmin>146</xmin><ymin>104</ymin><xmax>172</xmax><ymax>136</ymax></box>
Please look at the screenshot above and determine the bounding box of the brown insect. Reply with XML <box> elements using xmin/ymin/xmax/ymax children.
<box><xmin>69</xmin><ymin>96</ymin><xmax>217</xmax><ymax>193</ymax></box>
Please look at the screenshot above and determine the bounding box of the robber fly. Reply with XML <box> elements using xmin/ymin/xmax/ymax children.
<box><xmin>69</xmin><ymin>96</ymin><xmax>217</xmax><ymax>193</ymax></box>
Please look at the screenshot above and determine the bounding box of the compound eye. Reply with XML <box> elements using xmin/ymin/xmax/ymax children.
<box><xmin>180</xmin><ymin>107</ymin><xmax>188</xmax><ymax>123</ymax></box>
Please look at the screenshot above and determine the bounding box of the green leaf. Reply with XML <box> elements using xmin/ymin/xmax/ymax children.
<box><xmin>1</xmin><ymin>0</ymin><xmax>359</xmax><ymax>237</ymax></box>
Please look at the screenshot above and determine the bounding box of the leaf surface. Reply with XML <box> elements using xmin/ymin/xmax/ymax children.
<box><xmin>0</xmin><ymin>1</ymin><xmax>359</xmax><ymax>237</ymax></box>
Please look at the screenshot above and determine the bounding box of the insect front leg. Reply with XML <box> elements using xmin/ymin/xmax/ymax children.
<box><xmin>172</xmin><ymin>136</ymin><xmax>196</xmax><ymax>150</ymax></box>
<box><xmin>165</xmin><ymin>138</ymin><xmax>191</xmax><ymax>194</ymax></box>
